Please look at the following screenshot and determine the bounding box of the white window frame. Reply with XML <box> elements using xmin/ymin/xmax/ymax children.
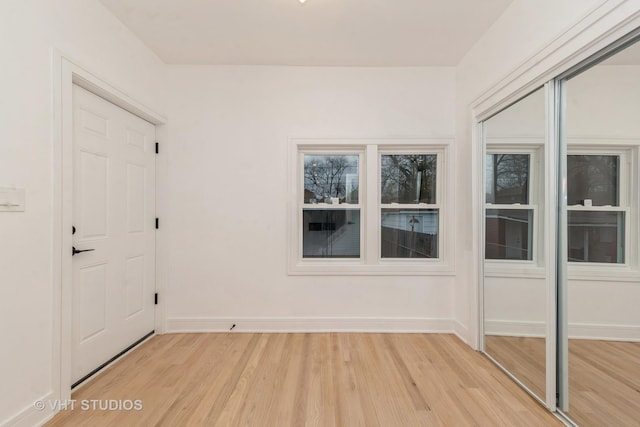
<box><xmin>484</xmin><ymin>145</ymin><xmax>542</xmax><ymax>271</ymax></box>
<box><xmin>378</xmin><ymin>147</ymin><xmax>444</xmax><ymax>263</ymax></box>
<box><xmin>298</xmin><ymin>148</ymin><xmax>365</xmax><ymax>264</ymax></box>
<box><xmin>566</xmin><ymin>145</ymin><xmax>635</xmax><ymax>272</ymax></box>
<box><xmin>288</xmin><ymin>138</ymin><xmax>453</xmax><ymax>276</ymax></box>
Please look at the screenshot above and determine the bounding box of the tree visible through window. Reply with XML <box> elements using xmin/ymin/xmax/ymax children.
<box><xmin>567</xmin><ymin>154</ymin><xmax>624</xmax><ymax>263</ymax></box>
<box><xmin>304</xmin><ymin>155</ymin><xmax>359</xmax><ymax>204</ymax></box>
<box><xmin>486</xmin><ymin>154</ymin><xmax>529</xmax><ymax>204</ymax></box>
<box><xmin>381</xmin><ymin>154</ymin><xmax>436</xmax><ymax>204</ymax></box>
<box><xmin>380</xmin><ymin>154</ymin><xmax>439</xmax><ymax>258</ymax></box>
<box><xmin>485</xmin><ymin>153</ymin><xmax>534</xmax><ymax>261</ymax></box>
<box><xmin>302</xmin><ymin>154</ymin><xmax>360</xmax><ymax>258</ymax></box>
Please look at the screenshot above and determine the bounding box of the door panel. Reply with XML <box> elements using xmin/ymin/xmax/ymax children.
<box><xmin>78</xmin><ymin>151</ymin><xmax>108</xmax><ymax>239</ymax></box>
<box><xmin>72</xmin><ymin>85</ymin><xmax>156</xmax><ymax>384</ymax></box>
<box><xmin>77</xmin><ymin>263</ymin><xmax>107</xmax><ymax>341</ymax></box>
<box><xmin>125</xmin><ymin>255</ymin><xmax>145</xmax><ymax>318</ymax></box>
<box><xmin>126</xmin><ymin>163</ymin><xmax>146</xmax><ymax>233</ymax></box>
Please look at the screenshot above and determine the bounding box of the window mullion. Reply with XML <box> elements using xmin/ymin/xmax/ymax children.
<box><xmin>366</xmin><ymin>144</ymin><xmax>378</xmax><ymax>265</ymax></box>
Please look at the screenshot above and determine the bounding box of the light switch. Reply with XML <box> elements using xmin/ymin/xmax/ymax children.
<box><xmin>0</xmin><ymin>187</ymin><xmax>25</xmax><ymax>212</ymax></box>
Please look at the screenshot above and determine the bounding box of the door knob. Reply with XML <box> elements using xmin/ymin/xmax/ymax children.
<box><xmin>72</xmin><ymin>246</ymin><xmax>95</xmax><ymax>256</ymax></box>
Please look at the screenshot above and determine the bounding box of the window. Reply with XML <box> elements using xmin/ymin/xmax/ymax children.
<box><xmin>302</xmin><ymin>154</ymin><xmax>361</xmax><ymax>258</ymax></box>
<box><xmin>380</xmin><ymin>154</ymin><xmax>439</xmax><ymax>258</ymax></box>
<box><xmin>567</xmin><ymin>153</ymin><xmax>627</xmax><ymax>264</ymax></box>
<box><xmin>485</xmin><ymin>152</ymin><xmax>535</xmax><ymax>261</ymax></box>
<box><xmin>290</xmin><ymin>140</ymin><xmax>450</xmax><ymax>275</ymax></box>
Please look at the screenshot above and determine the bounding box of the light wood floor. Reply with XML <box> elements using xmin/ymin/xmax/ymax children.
<box><xmin>485</xmin><ymin>336</ymin><xmax>546</xmax><ymax>399</ymax></box>
<box><xmin>46</xmin><ymin>333</ymin><xmax>560</xmax><ymax>427</ymax></box>
<box><xmin>486</xmin><ymin>336</ymin><xmax>640</xmax><ymax>427</ymax></box>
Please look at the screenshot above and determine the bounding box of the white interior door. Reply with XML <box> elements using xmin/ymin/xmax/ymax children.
<box><xmin>71</xmin><ymin>85</ymin><xmax>156</xmax><ymax>385</ymax></box>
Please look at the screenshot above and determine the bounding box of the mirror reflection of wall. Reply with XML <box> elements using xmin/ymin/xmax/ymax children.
<box><xmin>561</xmin><ymin>39</ymin><xmax>640</xmax><ymax>427</ymax></box>
<box><xmin>483</xmin><ymin>87</ymin><xmax>548</xmax><ymax>401</ymax></box>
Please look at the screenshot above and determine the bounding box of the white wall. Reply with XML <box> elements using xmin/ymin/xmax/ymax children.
<box><xmin>453</xmin><ymin>0</ymin><xmax>626</xmax><ymax>345</ymax></box>
<box><xmin>163</xmin><ymin>66</ymin><xmax>456</xmax><ymax>331</ymax></box>
<box><xmin>0</xmin><ymin>1</ymin><xmax>165</xmax><ymax>425</ymax></box>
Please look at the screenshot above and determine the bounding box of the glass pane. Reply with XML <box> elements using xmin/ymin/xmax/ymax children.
<box><xmin>381</xmin><ymin>209</ymin><xmax>438</xmax><ymax>258</ymax></box>
<box><xmin>304</xmin><ymin>155</ymin><xmax>359</xmax><ymax>204</ymax></box>
<box><xmin>380</xmin><ymin>154</ymin><xmax>437</xmax><ymax>204</ymax></box>
<box><xmin>302</xmin><ymin>209</ymin><xmax>360</xmax><ymax>258</ymax></box>
<box><xmin>485</xmin><ymin>209</ymin><xmax>533</xmax><ymax>260</ymax></box>
<box><xmin>568</xmin><ymin>211</ymin><xmax>624</xmax><ymax>263</ymax></box>
<box><xmin>567</xmin><ymin>155</ymin><xmax>619</xmax><ymax>206</ymax></box>
<box><xmin>486</xmin><ymin>154</ymin><xmax>530</xmax><ymax>204</ymax></box>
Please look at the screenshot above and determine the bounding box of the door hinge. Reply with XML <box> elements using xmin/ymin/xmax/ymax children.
<box><xmin>155</xmin><ymin>218</ymin><xmax>159</xmax><ymax>229</ymax></box>
<box><xmin>155</xmin><ymin>142</ymin><xmax>159</xmax><ymax>154</ymax></box>
<box><xmin>154</xmin><ymin>293</ymin><xmax>158</xmax><ymax>305</ymax></box>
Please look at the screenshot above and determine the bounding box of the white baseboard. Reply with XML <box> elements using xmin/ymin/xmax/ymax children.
<box><xmin>1</xmin><ymin>392</ymin><xmax>56</xmax><ymax>427</ymax></box>
<box><xmin>452</xmin><ymin>321</ymin><xmax>469</xmax><ymax>345</ymax></box>
<box><xmin>485</xmin><ymin>320</ymin><xmax>546</xmax><ymax>338</ymax></box>
<box><xmin>166</xmin><ymin>317</ymin><xmax>455</xmax><ymax>334</ymax></box>
<box><xmin>569</xmin><ymin>323</ymin><xmax>640</xmax><ymax>342</ymax></box>
<box><xmin>485</xmin><ymin>319</ymin><xmax>640</xmax><ymax>341</ymax></box>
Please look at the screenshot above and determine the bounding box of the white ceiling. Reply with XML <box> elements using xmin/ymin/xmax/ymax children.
<box><xmin>99</xmin><ymin>0</ymin><xmax>513</xmax><ymax>66</ymax></box>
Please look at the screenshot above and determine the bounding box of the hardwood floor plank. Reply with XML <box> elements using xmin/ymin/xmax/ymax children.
<box><xmin>45</xmin><ymin>333</ymin><xmax>561</xmax><ymax>427</ymax></box>
<box><xmin>342</xmin><ymin>334</ymin><xmax>380</xmax><ymax>427</ymax></box>
<box><xmin>331</xmin><ymin>334</ymin><xmax>368</xmax><ymax>427</ymax></box>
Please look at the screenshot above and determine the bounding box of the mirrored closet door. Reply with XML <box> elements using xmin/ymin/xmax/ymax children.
<box><xmin>482</xmin><ymin>87</ymin><xmax>552</xmax><ymax>404</ymax></box>
<box><xmin>557</xmin><ymin>35</ymin><xmax>640</xmax><ymax>427</ymax></box>
<box><xmin>481</xmin><ymin>29</ymin><xmax>640</xmax><ymax>427</ymax></box>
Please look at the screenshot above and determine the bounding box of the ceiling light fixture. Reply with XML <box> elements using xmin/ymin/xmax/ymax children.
<box><xmin>299</xmin><ymin>0</ymin><xmax>307</xmax><ymax>3</ymax></box>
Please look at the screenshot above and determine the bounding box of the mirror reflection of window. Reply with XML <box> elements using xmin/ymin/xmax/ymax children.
<box><xmin>566</xmin><ymin>154</ymin><xmax>626</xmax><ymax>264</ymax></box>
<box><xmin>485</xmin><ymin>153</ymin><xmax>534</xmax><ymax>261</ymax></box>
<box><xmin>567</xmin><ymin>155</ymin><xmax>619</xmax><ymax>206</ymax></box>
<box><xmin>485</xmin><ymin>209</ymin><xmax>533</xmax><ymax>260</ymax></box>
<box><xmin>486</xmin><ymin>154</ymin><xmax>530</xmax><ymax>204</ymax></box>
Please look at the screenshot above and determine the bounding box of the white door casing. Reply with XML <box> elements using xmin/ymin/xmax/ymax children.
<box><xmin>71</xmin><ymin>85</ymin><xmax>156</xmax><ymax>384</ymax></box>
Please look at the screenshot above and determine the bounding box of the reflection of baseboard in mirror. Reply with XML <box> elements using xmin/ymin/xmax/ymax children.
<box><xmin>485</xmin><ymin>320</ymin><xmax>640</xmax><ymax>341</ymax></box>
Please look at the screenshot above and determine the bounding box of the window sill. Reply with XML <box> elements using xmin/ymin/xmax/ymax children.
<box><xmin>567</xmin><ymin>264</ymin><xmax>640</xmax><ymax>283</ymax></box>
<box><xmin>484</xmin><ymin>262</ymin><xmax>546</xmax><ymax>279</ymax></box>
<box><xmin>483</xmin><ymin>263</ymin><xmax>640</xmax><ymax>283</ymax></box>
<box><xmin>288</xmin><ymin>261</ymin><xmax>454</xmax><ymax>276</ymax></box>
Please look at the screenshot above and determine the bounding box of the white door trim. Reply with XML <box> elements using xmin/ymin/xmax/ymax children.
<box><xmin>52</xmin><ymin>50</ymin><xmax>167</xmax><ymax>405</ymax></box>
